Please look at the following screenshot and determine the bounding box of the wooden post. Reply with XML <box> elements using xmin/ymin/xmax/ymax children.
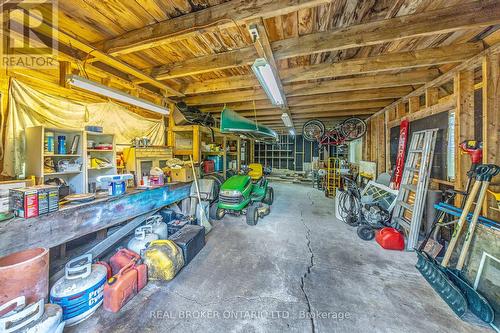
<box><xmin>250</xmin><ymin>140</ymin><xmax>255</xmax><ymax>163</ymax></box>
<box><xmin>222</xmin><ymin>135</ymin><xmax>227</xmax><ymax>177</ymax></box>
<box><xmin>453</xmin><ymin>70</ymin><xmax>475</xmax><ymax>201</ymax></box>
<box><xmin>167</xmin><ymin>113</ymin><xmax>174</xmax><ymax>147</ymax></box>
<box><xmin>193</xmin><ymin>126</ymin><xmax>200</xmax><ymax>164</ymax></box>
<box><xmin>59</xmin><ymin>61</ymin><xmax>72</xmax><ymax>88</ymax></box>
<box><xmin>482</xmin><ymin>54</ymin><xmax>500</xmax><ymax>219</ymax></box>
<box><xmin>385</xmin><ymin>110</ymin><xmax>391</xmax><ymax>172</ymax></box>
<box><xmin>377</xmin><ymin>114</ymin><xmax>386</xmax><ymax>175</ymax></box>
<box><xmin>408</xmin><ymin>96</ymin><xmax>420</xmax><ymax>113</ymax></box>
<box><xmin>396</xmin><ymin>102</ymin><xmax>406</xmax><ymax>120</ymax></box>
<box><xmin>96</xmin><ymin>229</ymin><xmax>108</xmax><ymax>241</ymax></box>
<box><xmin>425</xmin><ymin>87</ymin><xmax>439</xmax><ymax>107</ymax></box>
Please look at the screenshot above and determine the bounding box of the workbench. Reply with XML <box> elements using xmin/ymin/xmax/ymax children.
<box><xmin>0</xmin><ymin>183</ymin><xmax>191</xmax><ymax>257</ymax></box>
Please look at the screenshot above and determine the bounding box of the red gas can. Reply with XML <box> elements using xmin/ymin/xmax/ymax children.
<box><xmin>103</xmin><ymin>263</ymin><xmax>138</xmax><ymax>313</ymax></box>
<box><xmin>134</xmin><ymin>263</ymin><xmax>148</xmax><ymax>291</ymax></box>
<box><xmin>203</xmin><ymin>160</ymin><xmax>215</xmax><ymax>174</ymax></box>
<box><xmin>96</xmin><ymin>261</ymin><xmax>113</xmax><ymax>279</ymax></box>
<box><xmin>110</xmin><ymin>248</ymin><xmax>140</xmax><ymax>275</ymax></box>
<box><xmin>375</xmin><ymin>228</ymin><xmax>405</xmax><ymax>251</ymax></box>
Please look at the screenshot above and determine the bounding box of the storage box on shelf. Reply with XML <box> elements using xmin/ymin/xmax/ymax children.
<box><xmin>26</xmin><ymin>126</ymin><xmax>85</xmax><ymax>194</ymax></box>
<box><xmin>85</xmin><ymin>132</ymin><xmax>117</xmax><ymax>193</ymax></box>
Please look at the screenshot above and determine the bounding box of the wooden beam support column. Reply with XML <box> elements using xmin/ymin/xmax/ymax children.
<box><xmin>425</xmin><ymin>87</ymin><xmax>439</xmax><ymax>107</ymax></box>
<box><xmin>396</xmin><ymin>102</ymin><xmax>406</xmax><ymax>120</ymax></box>
<box><xmin>408</xmin><ymin>96</ymin><xmax>420</xmax><ymax>113</ymax></box>
<box><xmin>453</xmin><ymin>69</ymin><xmax>475</xmax><ymax>198</ymax></box>
<box><xmin>58</xmin><ymin>61</ymin><xmax>72</xmax><ymax>88</ymax></box>
<box><xmin>482</xmin><ymin>53</ymin><xmax>500</xmax><ymax>219</ymax></box>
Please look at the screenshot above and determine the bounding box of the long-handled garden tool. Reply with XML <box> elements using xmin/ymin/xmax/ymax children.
<box><xmin>416</xmin><ymin>164</ymin><xmax>499</xmax><ymax>322</ymax></box>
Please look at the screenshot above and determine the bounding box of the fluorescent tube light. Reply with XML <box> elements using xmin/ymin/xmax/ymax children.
<box><xmin>252</xmin><ymin>58</ymin><xmax>285</xmax><ymax>107</ymax></box>
<box><xmin>281</xmin><ymin>113</ymin><xmax>293</xmax><ymax>127</ymax></box>
<box><xmin>67</xmin><ymin>75</ymin><xmax>169</xmax><ymax>115</ymax></box>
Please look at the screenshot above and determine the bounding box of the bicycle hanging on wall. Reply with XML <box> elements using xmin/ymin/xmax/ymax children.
<box><xmin>302</xmin><ymin>118</ymin><xmax>367</xmax><ymax>146</ymax></box>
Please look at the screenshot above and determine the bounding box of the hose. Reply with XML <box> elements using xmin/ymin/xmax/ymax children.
<box><xmin>338</xmin><ymin>188</ymin><xmax>361</xmax><ymax>226</ymax></box>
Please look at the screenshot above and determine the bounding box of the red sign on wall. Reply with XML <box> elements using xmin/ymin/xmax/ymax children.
<box><xmin>393</xmin><ymin>119</ymin><xmax>409</xmax><ymax>189</ymax></box>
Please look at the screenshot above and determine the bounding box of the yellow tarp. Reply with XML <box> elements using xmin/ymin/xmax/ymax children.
<box><xmin>1</xmin><ymin>79</ymin><xmax>165</xmax><ymax>177</ymax></box>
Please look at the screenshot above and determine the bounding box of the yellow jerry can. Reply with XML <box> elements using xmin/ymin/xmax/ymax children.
<box><xmin>143</xmin><ymin>240</ymin><xmax>184</xmax><ymax>281</ymax></box>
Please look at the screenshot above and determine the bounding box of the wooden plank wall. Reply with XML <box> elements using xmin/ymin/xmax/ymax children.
<box><xmin>363</xmin><ymin>52</ymin><xmax>500</xmax><ymax>219</ymax></box>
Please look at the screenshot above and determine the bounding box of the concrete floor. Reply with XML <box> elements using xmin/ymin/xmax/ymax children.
<box><xmin>69</xmin><ymin>182</ymin><xmax>489</xmax><ymax>333</ymax></box>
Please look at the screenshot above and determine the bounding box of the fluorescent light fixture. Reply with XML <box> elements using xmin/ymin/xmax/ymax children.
<box><xmin>289</xmin><ymin>128</ymin><xmax>296</xmax><ymax>136</ymax></box>
<box><xmin>252</xmin><ymin>58</ymin><xmax>285</xmax><ymax>107</ymax></box>
<box><xmin>67</xmin><ymin>74</ymin><xmax>169</xmax><ymax>115</ymax></box>
<box><xmin>281</xmin><ymin>113</ymin><xmax>293</xmax><ymax>127</ymax></box>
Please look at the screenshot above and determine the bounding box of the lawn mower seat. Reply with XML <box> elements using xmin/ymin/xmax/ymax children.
<box><xmin>248</xmin><ymin>163</ymin><xmax>263</xmax><ymax>181</ymax></box>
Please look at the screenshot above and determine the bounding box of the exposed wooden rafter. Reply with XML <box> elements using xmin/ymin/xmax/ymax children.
<box><xmin>98</xmin><ymin>0</ymin><xmax>331</xmax><ymax>56</ymax></box>
<box><xmin>186</xmin><ymin>69</ymin><xmax>437</xmax><ymax>96</ymax></box>
<box><xmin>369</xmin><ymin>41</ymin><xmax>500</xmax><ymax>120</ymax></box>
<box><xmin>9</xmin><ymin>9</ymin><xmax>183</xmax><ymax>97</ymax></box>
<box><xmin>185</xmin><ymin>86</ymin><xmax>414</xmax><ymax>106</ymax></box>
<box><xmin>153</xmin><ymin>42</ymin><xmax>481</xmax><ymax>82</ymax></box>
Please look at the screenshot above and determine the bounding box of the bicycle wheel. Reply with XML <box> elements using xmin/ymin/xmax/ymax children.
<box><xmin>340</xmin><ymin>118</ymin><xmax>367</xmax><ymax>141</ymax></box>
<box><xmin>303</xmin><ymin>119</ymin><xmax>325</xmax><ymax>142</ymax></box>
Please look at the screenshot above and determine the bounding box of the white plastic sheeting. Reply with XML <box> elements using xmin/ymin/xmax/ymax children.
<box><xmin>1</xmin><ymin>79</ymin><xmax>165</xmax><ymax>177</ymax></box>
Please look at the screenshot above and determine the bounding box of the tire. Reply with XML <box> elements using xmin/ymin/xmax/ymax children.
<box><xmin>246</xmin><ymin>204</ymin><xmax>259</xmax><ymax>226</ymax></box>
<box><xmin>209</xmin><ymin>202</ymin><xmax>220</xmax><ymax>220</ymax></box>
<box><xmin>262</xmin><ymin>187</ymin><xmax>274</xmax><ymax>205</ymax></box>
<box><xmin>215</xmin><ymin>208</ymin><xmax>226</xmax><ymax>220</ymax></box>
<box><xmin>340</xmin><ymin>118</ymin><xmax>367</xmax><ymax>141</ymax></box>
<box><xmin>303</xmin><ymin>120</ymin><xmax>325</xmax><ymax>142</ymax></box>
<box><xmin>357</xmin><ymin>225</ymin><xmax>375</xmax><ymax>241</ymax></box>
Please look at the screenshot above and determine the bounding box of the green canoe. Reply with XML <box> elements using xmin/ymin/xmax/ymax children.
<box><xmin>220</xmin><ymin>108</ymin><xmax>278</xmax><ymax>141</ymax></box>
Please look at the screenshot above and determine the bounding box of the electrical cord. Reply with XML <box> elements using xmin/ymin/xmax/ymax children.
<box><xmin>337</xmin><ymin>186</ymin><xmax>361</xmax><ymax>227</ymax></box>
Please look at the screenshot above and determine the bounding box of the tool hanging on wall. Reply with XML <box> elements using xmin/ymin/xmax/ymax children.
<box><xmin>392</xmin><ymin>129</ymin><xmax>438</xmax><ymax>250</ymax></box>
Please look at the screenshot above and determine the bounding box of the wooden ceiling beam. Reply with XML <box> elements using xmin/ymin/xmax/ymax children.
<box><xmin>200</xmin><ymin>99</ymin><xmax>395</xmax><ymax>113</ymax></box>
<box><xmin>9</xmin><ymin>9</ymin><xmax>183</xmax><ymax>97</ymax></box>
<box><xmin>159</xmin><ymin>42</ymin><xmax>480</xmax><ymax>83</ymax></box>
<box><xmin>249</xmin><ymin>110</ymin><xmax>377</xmax><ymax>121</ymax></box>
<box><xmin>280</xmin><ymin>43</ymin><xmax>481</xmax><ymax>82</ymax></box>
<box><xmin>185</xmin><ymin>86</ymin><xmax>414</xmax><ymax>106</ymax></box>
<box><xmin>185</xmin><ymin>69</ymin><xmax>438</xmax><ymax>95</ymax></box>
<box><xmin>369</xmin><ymin>42</ymin><xmax>500</xmax><ymax>120</ymax></box>
<box><xmin>98</xmin><ymin>0</ymin><xmax>330</xmax><ymax>56</ymax></box>
<box><xmin>273</xmin><ymin>0</ymin><xmax>500</xmax><ymax>59</ymax></box>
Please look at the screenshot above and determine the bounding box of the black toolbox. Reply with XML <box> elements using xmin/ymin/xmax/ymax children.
<box><xmin>168</xmin><ymin>225</ymin><xmax>205</xmax><ymax>265</ymax></box>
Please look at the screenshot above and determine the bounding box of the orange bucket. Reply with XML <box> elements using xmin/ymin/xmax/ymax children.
<box><xmin>0</xmin><ymin>248</ymin><xmax>49</xmax><ymax>315</ymax></box>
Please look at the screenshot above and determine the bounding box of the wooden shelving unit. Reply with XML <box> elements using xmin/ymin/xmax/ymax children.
<box><xmin>26</xmin><ymin>126</ymin><xmax>86</xmax><ymax>194</ymax></box>
<box><xmin>84</xmin><ymin>131</ymin><xmax>117</xmax><ymax>192</ymax></box>
<box><xmin>167</xmin><ymin>122</ymin><xmax>241</xmax><ymax>177</ymax></box>
<box><xmin>25</xmin><ymin>126</ymin><xmax>118</xmax><ymax>194</ymax></box>
<box><xmin>254</xmin><ymin>135</ymin><xmax>295</xmax><ymax>170</ymax></box>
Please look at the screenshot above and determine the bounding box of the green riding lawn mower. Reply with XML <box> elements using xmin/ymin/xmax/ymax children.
<box><xmin>215</xmin><ymin>163</ymin><xmax>274</xmax><ymax>225</ymax></box>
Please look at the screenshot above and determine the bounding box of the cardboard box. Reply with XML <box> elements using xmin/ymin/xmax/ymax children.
<box><xmin>0</xmin><ymin>179</ymin><xmax>35</xmax><ymax>214</ymax></box>
<box><xmin>10</xmin><ymin>188</ymin><xmax>38</xmax><ymax>218</ymax></box>
<box><xmin>33</xmin><ymin>185</ymin><xmax>59</xmax><ymax>214</ymax></box>
<box><xmin>169</xmin><ymin>167</ymin><xmax>194</xmax><ymax>183</ymax></box>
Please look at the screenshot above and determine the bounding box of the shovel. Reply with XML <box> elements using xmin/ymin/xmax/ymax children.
<box><xmin>416</xmin><ymin>164</ymin><xmax>499</xmax><ymax>322</ymax></box>
<box><xmin>189</xmin><ymin>156</ymin><xmax>212</xmax><ymax>234</ymax></box>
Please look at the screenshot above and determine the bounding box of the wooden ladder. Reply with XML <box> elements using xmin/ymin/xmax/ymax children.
<box><xmin>391</xmin><ymin>129</ymin><xmax>438</xmax><ymax>250</ymax></box>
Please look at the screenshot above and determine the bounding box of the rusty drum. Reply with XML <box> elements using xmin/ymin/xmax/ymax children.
<box><xmin>0</xmin><ymin>248</ymin><xmax>49</xmax><ymax>316</ymax></box>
